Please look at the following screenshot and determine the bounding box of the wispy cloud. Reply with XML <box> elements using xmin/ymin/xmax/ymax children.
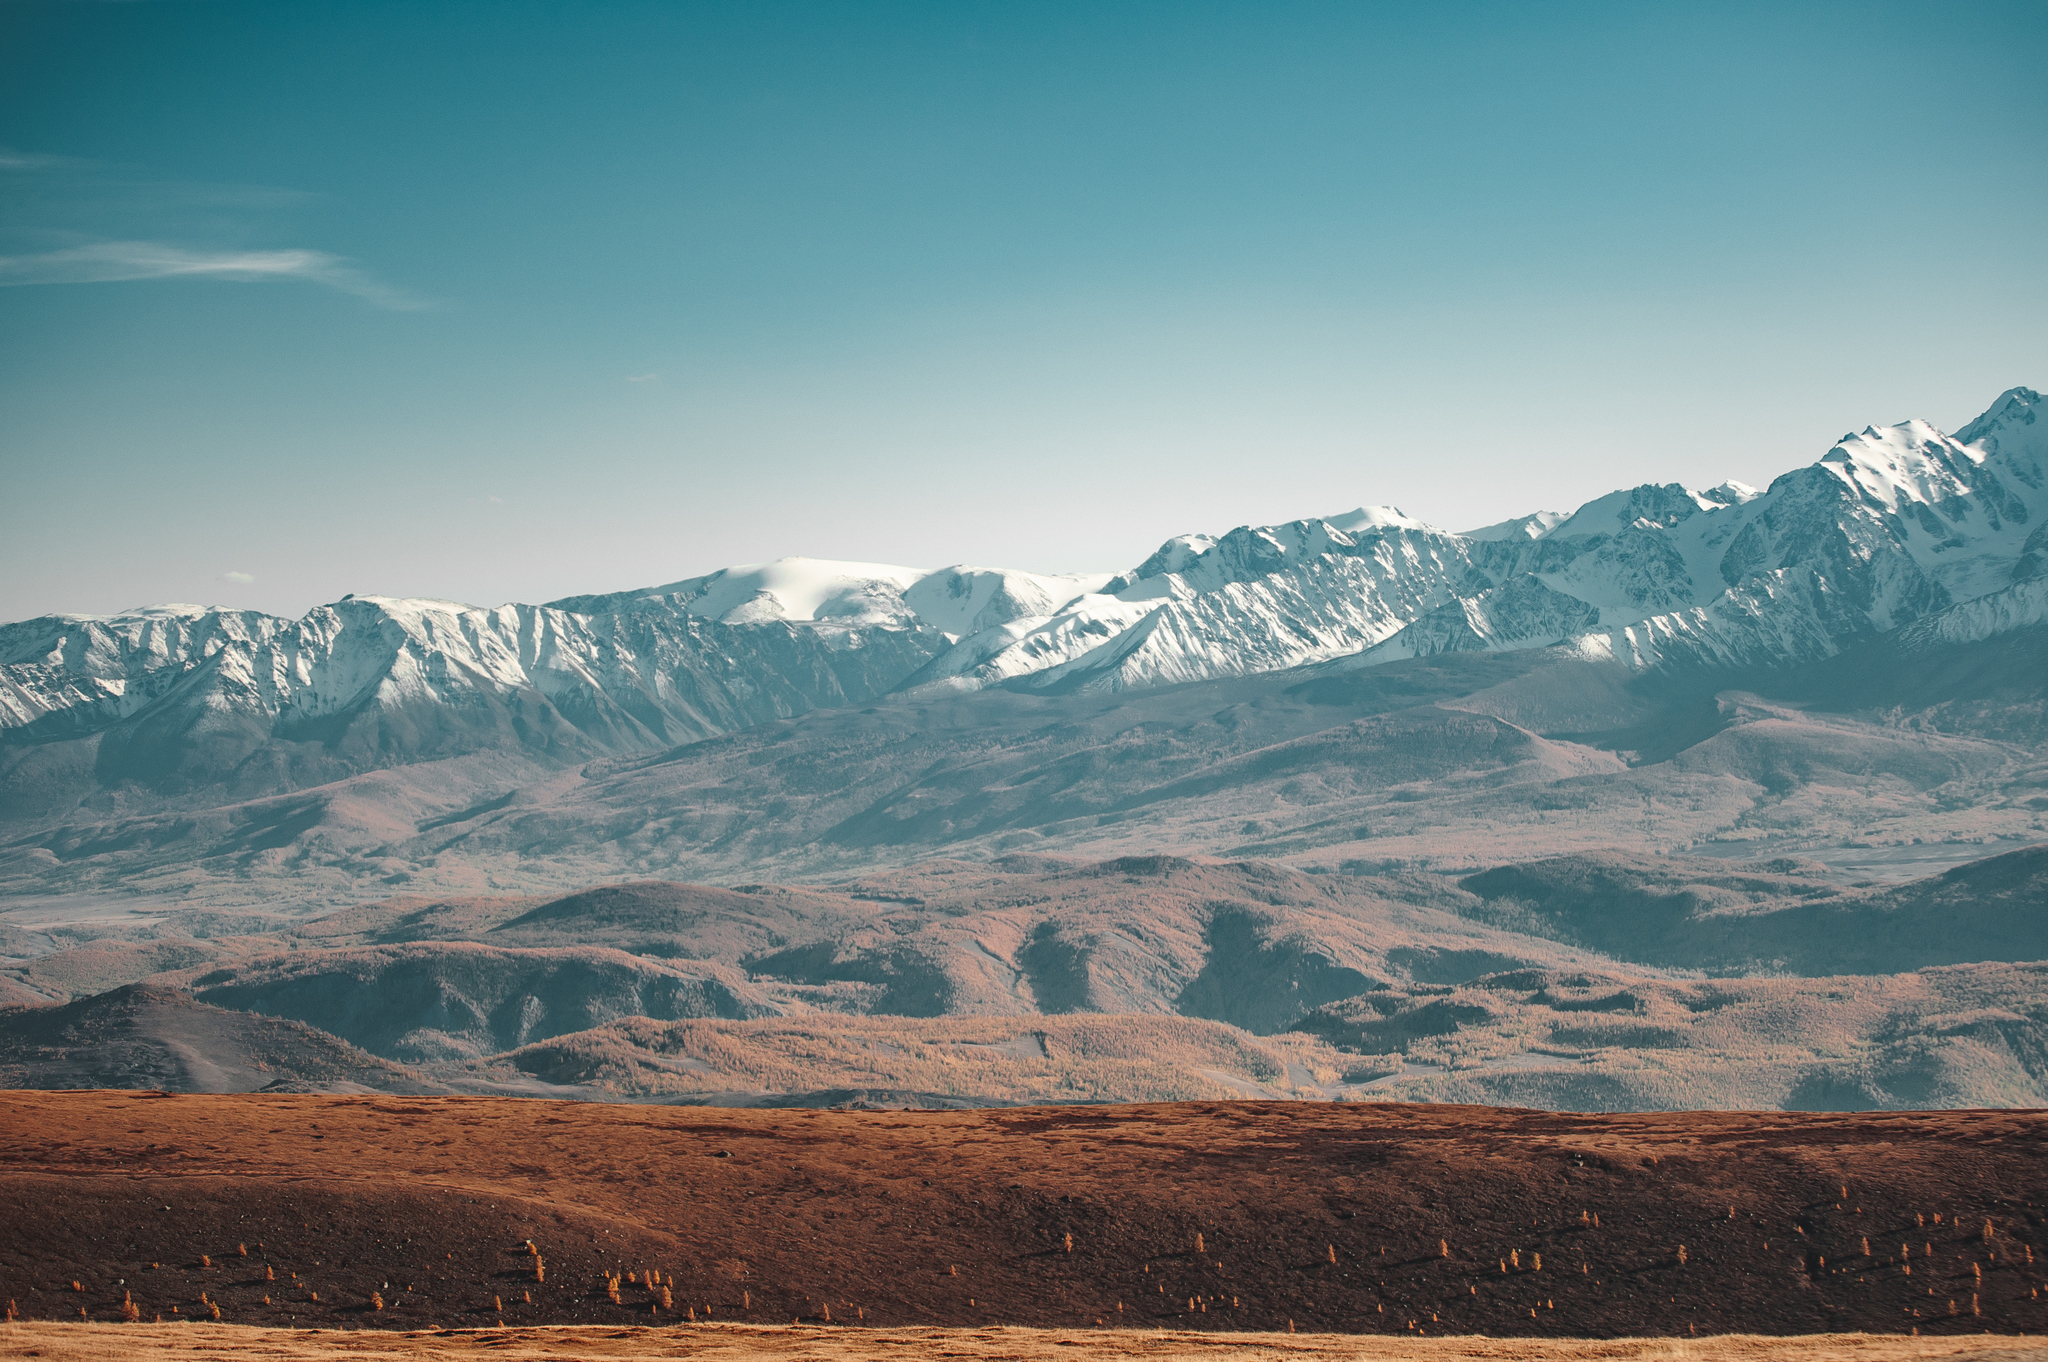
<box><xmin>0</xmin><ymin>147</ymin><xmax>89</xmax><ymax>172</ymax></box>
<box><xmin>0</xmin><ymin>240</ymin><xmax>423</xmax><ymax>309</ymax></box>
<box><xmin>625</xmin><ymin>373</ymin><xmax>659</xmax><ymax>383</ymax></box>
<box><xmin>221</xmin><ymin>570</ymin><xmax>255</xmax><ymax>584</ymax></box>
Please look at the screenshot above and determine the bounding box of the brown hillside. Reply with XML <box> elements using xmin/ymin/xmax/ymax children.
<box><xmin>2</xmin><ymin>1093</ymin><xmax>2046</xmax><ymax>1340</ymax></box>
<box><xmin>0</xmin><ymin>987</ymin><xmax>438</xmax><ymax>1094</ymax></box>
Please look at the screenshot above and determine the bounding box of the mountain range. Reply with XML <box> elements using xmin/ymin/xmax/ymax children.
<box><xmin>4</xmin><ymin>387</ymin><xmax>2040</xmax><ymax>826</ymax></box>
<box><xmin>3</xmin><ymin>387</ymin><xmax>2046</xmax><ymax>1112</ymax></box>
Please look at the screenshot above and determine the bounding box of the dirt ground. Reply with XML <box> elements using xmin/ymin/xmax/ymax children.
<box><xmin>0</xmin><ymin>1322</ymin><xmax>2044</xmax><ymax>1361</ymax></box>
<box><xmin>3</xmin><ymin>1094</ymin><xmax>2047</xmax><ymax>1342</ymax></box>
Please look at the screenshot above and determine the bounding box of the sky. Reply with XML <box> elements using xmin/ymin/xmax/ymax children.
<box><xmin>2</xmin><ymin>1</ymin><xmax>2045</xmax><ymax>622</ymax></box>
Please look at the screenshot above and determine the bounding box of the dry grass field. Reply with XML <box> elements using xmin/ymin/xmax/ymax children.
<box><xmin>0</xmin><ymin>1321</ymin><xmax>2043</xmax><ymax>1361</ymax></box>
<box><xmin>4</xmin><ymin>1093</ymin><xmax>2048</xmax><ymax>1343</ymax></box>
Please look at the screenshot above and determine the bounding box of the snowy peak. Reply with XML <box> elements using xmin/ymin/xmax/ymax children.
<box><xmin>1818</xmin><ymin>419</ymin><xmax>1983</xmax><ymax>512</ymax></box>
<box><xmin>1957</xmin><ymin>387</ymin><xmax>2047</xmax><ymax>503</ymax></box>
<box><xmin>552</xmin><ymin>558</ymin><xmax>931</xmax><ymax>625</ymax></box>
<box><xmin>1696</xmin><ymin>480</ymin><xmax>1760</xmax><ymax>508</ymax></box>
<box><xmin>0</xmin><ymin>585</ymin><xmax>950</xmax><ymax>791</ymax></box>
<box><xmin>1324</xmin><ymin>505</ymin><xmax>1438</xmax><ymax>534</ymax></box>
<box><xmin>1122</xmin><ymin>533</ymin><xmax>1218</xmax><ymax>583</ymax></box>
<box><xmin>1126</xmin><ymin>510</ymin><xmax>1446</xmax><ymax>591</ymax></box>
<box><xmin>1461</xmin><ymin>510</ymin><xmax>1571</xmax><ymax>542</ymax></box>
<box><xmin>901</xmin><ymin>565</ymin><xmax>1114</xmax><ymax>637</ymax></box>
<box><xmin>58</xmin><ymin>602</ymin><xmax>215</xmax><ymax>623</ymax></box>
<box><xmin>668</xmin><ymin>558</ymin><xmax>932</xmax><ymax>625</ymax></box>
<box><xmin>549</xmin><ymin>558</ymin><xmax>1110</xmax><ymax>636</ymax></box>
<box><xmin>1813</xmin><ymin>386</ymin><xmax>2044</xmax><ymax>524</ymax></box>
<box><xmin>1547</xmin><ymin>482</ymin><xmax>1718</xmax><ymax>540</ymax></box>
<box><xmin>6</xmin><ymin>385</ymin><xmax>2045</xmax><ymax>788</ymax></box>
<box><xmin>1327</xmin><ymin>387</ymin><xmax>2048</xmax><ymax>672</ymax></box>
<box><xmin>1957</xmin><ymin>386</ymin><xmax>2044</xmax><ymax>451</ymax></box>
<box><xmin>1465</xmin><ymin>487</ymin><xmax>1753</xmax><ymax>545</ymax></box>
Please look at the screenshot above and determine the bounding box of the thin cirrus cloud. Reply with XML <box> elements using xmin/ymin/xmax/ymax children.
<box><xmin>0</xmin><ymin>148</ymin><xmax>85</xmax><ymax>171</ymax></box>
<box><xmin>0</xmin><ymin>240</ymin><xmax>423</xmax><ymax>309</ymax></box>
<box><xmin>221</xmin><ymin>571</ymin><xmax>256</xmax><ymax>584</ymax></box>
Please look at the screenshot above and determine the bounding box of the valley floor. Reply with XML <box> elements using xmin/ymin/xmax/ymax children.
<box><xmin>0</xmin><ymin>1321</ymin><xmax>2040</xmax><ymax>1361</ymax></box>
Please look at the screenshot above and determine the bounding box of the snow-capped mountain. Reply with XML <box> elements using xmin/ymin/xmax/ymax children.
<box><xmin>0</xmin><ymin>596</ymin><xmax>945</xmax><ymax>803</ymax></box>
<box><xmin>550</xmin><ymin>559</ymin><xmax>1115</xmax><ymax>635</ymax></box>
<box><xmin>2</xmin><ymin>387</ymin><xmax>2041</xmax><ymax>803</ymax></box>
<box><xmin>908</xmin><ymin>386</ymin><xmax>2045</xmax><ymax>690</ymax></box>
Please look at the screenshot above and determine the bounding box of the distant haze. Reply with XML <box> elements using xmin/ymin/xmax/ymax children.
<box><xmin>1</xmin><ymin>1</ymin><xmax>2043</xmax><ymax>621</ymax></box>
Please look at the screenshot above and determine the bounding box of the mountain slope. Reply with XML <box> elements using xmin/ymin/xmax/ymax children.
<box><xmin>3</xmin><ymin>387</ymin><xmax>2045</xmax><ymax>906</ymax></box>
<box><xmin>1292</xmin><ymin>960</ymin><xmax>2048</xmax><ymax>1111</ymax></box>
<box><xmin>4</xmin><ymin>617</ymin><xmax>2041</xmax><ymax>907</ymax></box>
<box><xmin>138</xmin><ymin>856</ymin><xmax>1598</xmax><ymax>1039</ymax></box>
<box><xmin>5</xmin><ymin>389</ymin><xmax>2043</xmax><ymax>816</ymax></box>
<box><xmin>1458</xmin><ymin>843</ymin><xmax>2048</xmax><ymax>974</ymax></box>
<box><xmin>185</xmin><ymin>943</ymin><xmax>779</xmax><ymax>1060</ymax></box>
<box><xmin>0</xmin><ymin>599</ymin><xmax>947</xmax><ymax>827</ymax></box>
<box><xmin>0</xmin><ymin>983</ymin><xmax>435</xmax><ymax>1092</ymax></box>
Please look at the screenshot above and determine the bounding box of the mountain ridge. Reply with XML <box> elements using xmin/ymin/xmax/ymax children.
<box><xmin>5</xmin><ymin>388</ymin><xmax>2038</xmax><ymax>817</ymax></box>
<box><xmin>3</xmin><ymin>388</ymin><xmax>2045</xmax><ymax>915</ymax></box>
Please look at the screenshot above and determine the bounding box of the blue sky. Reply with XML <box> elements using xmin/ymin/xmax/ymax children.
<box><xmin>2</xmin><ymin>1</ymin><xmax>2044</xmax><ymax>620</ymax></box>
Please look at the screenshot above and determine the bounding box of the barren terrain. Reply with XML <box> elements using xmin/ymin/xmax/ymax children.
<box><xmin>4</xmin><ymin>1093</ymin><xmax>2047</xmax><ymax>1343</ymax></box>
<box><xmin>8</xmin><ymin>847</ymin><xmax>2048</xmax><ymax>1112</ymax></box>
